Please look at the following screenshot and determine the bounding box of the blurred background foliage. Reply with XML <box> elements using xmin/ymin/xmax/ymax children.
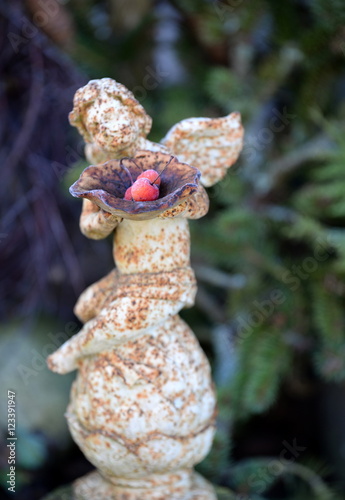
<box><xmin>2</xmin><ymin>0</ymin><xmax>345</xmax><ymax>498</ymax></box>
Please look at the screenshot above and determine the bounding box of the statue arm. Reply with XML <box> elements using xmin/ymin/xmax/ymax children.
<box><xmin>184</xmin><ymin>184</ymin><xmax>209</xmax><ymax>220</ymax></box>
<box><xmin>79</xmin><ymin>199</ymin><xmax>122</xmax><ymax>239</ymax></box>
<box><xmin>74</xmin><ymin>269</ymin><xmax>119</xmax><ymax>324</ymax></box>
<box><xmin>47</xmin><ymin>296</ymin><xmax>185</xmax><ymax>374</ymax></box>
<box><xmin>159</xmin><ymin>184</ymin><xmax>209</xmax><ymax>220</ymax></box>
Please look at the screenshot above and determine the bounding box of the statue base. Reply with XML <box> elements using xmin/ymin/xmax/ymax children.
<box><xmin>42</xmin><ymin>470</ymin><xmax>222</xmax><ymax>500</ymax></box>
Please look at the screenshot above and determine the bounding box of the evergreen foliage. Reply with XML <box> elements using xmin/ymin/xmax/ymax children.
<box><xmin>4</xmin><ymin>0</ymin><xmax>345</xmax><ymax>498</ymax></box>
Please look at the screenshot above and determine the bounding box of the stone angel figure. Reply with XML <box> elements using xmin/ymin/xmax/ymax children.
<box><xmin>48</xmin><ymin>78</ymin><xmax>243</xmax><ymax>500</ymax></box>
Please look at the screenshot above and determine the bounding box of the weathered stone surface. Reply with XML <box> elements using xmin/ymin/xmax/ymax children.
<box><xmin>47</xmin><ymin>78</ymin><xmax>243</xmax><ymax>500</ymax></box>
<box><xmin>68</xmin><ymin>78</ymin><xmax>152</xmax><ymax>158</ymax></box>
<box><xmin>42</xmin><ymin>480</ymin><xmax>235</xmax><ymax>500</ymax></box>
<box><xmin>161</xmin><ymin>113</ymin><xmax>244</xmax><ymax>187</ymax></box>
<box><xmin>69</xmin><ymin>150</ymin><xmax>201</xmax><ymax>220</ymax></box>
<box><xmin>68</xmin><ymin>78</ymin><xmax>244</xmax><ymax>187</ymax></box>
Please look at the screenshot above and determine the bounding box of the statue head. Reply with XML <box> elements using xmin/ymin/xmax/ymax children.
<box><xmin>69</xmin><ymin>78</ymin><xmax>152</xmax><ymax>157</ymax></box>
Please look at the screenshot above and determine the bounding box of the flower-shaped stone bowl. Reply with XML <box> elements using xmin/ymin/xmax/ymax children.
<box><xmin>69</xmin><ymin>150</ymin><xmax>201</xmax><ymax>220</ymax></box>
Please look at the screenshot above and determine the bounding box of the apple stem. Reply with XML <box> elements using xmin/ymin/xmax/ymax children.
<box><xmin>129</xmin><ymin>158</ymin><xmax>145</xmax><ymax>174</ymax></box>
<box><xmin>120</xmin><ymin>158</ymin><xmax>134</xmax><ymax>185</ymax></box>
<box><xmin>151</xmin><ymin>155</ymin><xmax>175</xmax><ymax>185</ymax></box>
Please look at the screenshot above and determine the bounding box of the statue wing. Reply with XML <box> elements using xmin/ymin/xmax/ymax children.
<box><xmin>161</xmin><ymin>112</ymin><xmax>244</xmax><ymax>187</ymax></box>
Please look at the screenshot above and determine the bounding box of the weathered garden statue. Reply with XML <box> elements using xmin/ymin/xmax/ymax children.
<box><xmin>47</xmin><ymin>78</ymin><xmax>243</xmax><ymax>499</ymax></box>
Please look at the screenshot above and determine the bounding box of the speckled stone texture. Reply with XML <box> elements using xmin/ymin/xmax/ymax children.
<box><xmin>43</xmin><ymin>482</ymin><xmax>235</xmax><ymax>500</ymax></box>
<box><xmin>47</xmin><ymin>78</ymin><xmax>243</xmax><ymax>500</ymax></box>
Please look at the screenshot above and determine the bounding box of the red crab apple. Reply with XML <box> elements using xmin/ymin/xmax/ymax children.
<box><xmin>137</xmin><ymin>169</ymin><xmax>161</xmax><ymax>186</ymax></box>
<box><xmin>124</xmin><ymin>186</ymin><xmax>132</xmax><ymax>200</ymax></box>
<box><xmin>131</xmin><ymin>178</ymin><xmax>159</xmax><ymax>201</ymax></box>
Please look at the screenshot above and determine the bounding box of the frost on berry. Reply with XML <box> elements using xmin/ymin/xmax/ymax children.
<box><xmin>124</xmin><ymin>186</ymin><xmax>132</xmax><ymax>200</ymax></box>
<box><xmin>137</xmin><ymin>169</ymin><xmax>161</xmax><ymax>186</ymax></box>
<box><xmin>131</xmin><ymin>178</ymin><xmax>159</xmax><ymax>201</ymax></box>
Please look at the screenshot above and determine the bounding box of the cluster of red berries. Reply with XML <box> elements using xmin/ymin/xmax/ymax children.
<box><xmin>122</xmin><ymin>156</ymin><xmax>174</xmax><ymax>202</ymax></box>
<box><xmin>124</xmin><ymin>169</ymin><xmax>161</xmax><ymax>202</ymax></box>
